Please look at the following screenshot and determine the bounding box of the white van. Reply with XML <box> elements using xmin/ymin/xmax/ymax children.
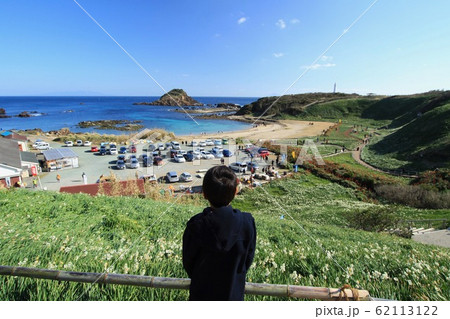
<box><xmin>34</xmin><ymin>142</ymin><xmax>50</xmax><ymax>150</ymax></box>
<box><xmin>171</xmin><ymin>141</ymin><xmax>180</xmax><ymax>150</ymax></box>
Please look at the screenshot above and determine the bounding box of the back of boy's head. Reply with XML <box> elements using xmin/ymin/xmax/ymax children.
<box><xmin>202</xmin><ymin>166</ymin><xmax>238</xmax><ymax>208</ymax></box>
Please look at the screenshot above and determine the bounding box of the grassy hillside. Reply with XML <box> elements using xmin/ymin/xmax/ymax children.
<box><xmin>239</xmin><ymin>91</ymin><xmax>450</xmax><ymax>171</ymax></box>
<box><xmin>1</xmin><ymin>175</ymin><xmax>448</xmax><ymax>301</ymax></box>
<box><xmin>362</xmin><ymin>103</ymin><xmax>450</xmax><ymax>171</ymax></box>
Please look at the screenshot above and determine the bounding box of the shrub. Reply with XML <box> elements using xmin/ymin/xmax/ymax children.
<box><xmin>375</xmin><ymin>184</ymin><xmax>450</xmax><ymax>209</ymax></box>
<box><xmin>346</xmin><ymin>206</ymin><xmax>399</xmax><ymax>232</ymax></box>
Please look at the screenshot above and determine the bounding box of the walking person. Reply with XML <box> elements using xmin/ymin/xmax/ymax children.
<box><xmin>82</xmin><ymin>172</ymin><xmax>87</xmax><ymax>185</ymax></box>
<box><xmin>32</xmin><ymin>178</ymin><xmax>38</xmax><ymax>188</ymax></box>
<box><xmin>56</xmin><ymin>174</ymin><xmax>61</xmax><ymax>183</ymax></box>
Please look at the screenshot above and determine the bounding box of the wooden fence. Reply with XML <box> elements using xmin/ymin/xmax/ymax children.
<box><xmin>0</xmin><ymin>265</ymin><xmax>371</xmax><ymax>301</ymax></box>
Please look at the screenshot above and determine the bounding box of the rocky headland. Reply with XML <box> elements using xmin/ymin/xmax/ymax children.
<box><xmin>133</xmin><ymin>89</ymin><xmax>203</xmax><ymax>106</ymax></box>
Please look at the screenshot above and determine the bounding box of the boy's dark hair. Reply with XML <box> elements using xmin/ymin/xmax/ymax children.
<box><xmin>202</xmin><ymin>166</ymin><xmax>238</xmax><ymax>207</ymax></box>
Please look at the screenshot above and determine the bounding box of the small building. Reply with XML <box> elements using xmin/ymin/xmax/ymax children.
<box><xmin>20</xmin><ymin>151</ymin><xmax>40</xmax><ymax>177</ymax></box>
<box><xmin>1</xmin><ymin>131</ymin><xmax>28</xmax><ymax>151</ymax></box>
<box><xmin>0</xmin><ymin>164</ymin><xmax>22</xmax><ymax>187</ymax></box>
<box><xmin>42</xmin><ymin>148</ymin><xmax>79</xmax><ymax>171</ymax></box>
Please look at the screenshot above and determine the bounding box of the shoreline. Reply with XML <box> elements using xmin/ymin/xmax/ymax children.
<box><xmin>15</xmin><ymin>118</ymin><xmax>336</xmax><ymax>143</ymax></box>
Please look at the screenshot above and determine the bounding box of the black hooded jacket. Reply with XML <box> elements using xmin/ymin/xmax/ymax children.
<box><xmin>182</xmin><ymin>205</ymin><xmax>256</xmax><ymax>301</ymax></box>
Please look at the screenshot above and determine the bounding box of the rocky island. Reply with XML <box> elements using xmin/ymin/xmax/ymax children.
<box><xmin>133</xmin><ymin>88</ymin><xmax>203</xmax><ymax>106</ymax></box>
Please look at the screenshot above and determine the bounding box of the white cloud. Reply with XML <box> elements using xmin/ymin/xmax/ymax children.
<box><xmin>305</xmin><ymin>63</ymin><xmax>336</xmax><ymax>70</ymax></box>
<box><xmin>273</xmin><ymin>53</ymin><xmax>284</xmax><ymax>58</ymax></box>
<box><xmin>290</xmin><ymin>18</ymin><xmax>300</xmax><ymax>24</ymax></box>
<box><xmin>237</xmin><ymin>17</ymin><xmax>247</xmax><ymax>24</ymax></box>
<box><xmin>321</xmin><ymin>55</ymin><xmax>333</xmax><ymax>62</ymax></box>
<box><xmin>276</xmin><ymin>19</ymin><xmax>286</xmax><ymax>29</ymax></box>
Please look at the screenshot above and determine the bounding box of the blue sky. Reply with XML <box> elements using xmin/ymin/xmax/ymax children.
<box><xmin>0</xmin><ymin>0</ymin><xmax>449</xmax><ymax>97</ymax></box>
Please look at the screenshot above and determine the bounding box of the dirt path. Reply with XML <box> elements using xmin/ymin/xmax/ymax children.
<box><xmin>352</xmin><ymin>143</ymin><xmax>385</xmax><ymax>173</ymax></box>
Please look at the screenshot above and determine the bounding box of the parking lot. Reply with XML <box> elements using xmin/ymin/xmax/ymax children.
<box><xmin>37</xmin><ymin>140</ymin><xmax>275</xmax><ymax>192</ymax></box>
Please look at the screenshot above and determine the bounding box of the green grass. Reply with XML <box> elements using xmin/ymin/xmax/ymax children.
<box><xmin>1</xmin><ymin>174</ymin><xmax>448</xmax><ymax>301</ymax></box>
<box><xmin>363</xmin><ymin>103</ymin><xmax>450</xmax><ymax>171</ymax></box>
<box><xmin>326</xmin><ymin>153</ymin><xmax>408</xmax><ymax>184</ymax></box>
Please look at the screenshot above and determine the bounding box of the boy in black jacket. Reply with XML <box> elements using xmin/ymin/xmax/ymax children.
<box><xmin>182</xmin><ymin>166</ymin><xmax>256</xmax><ymax>301</ymax></box>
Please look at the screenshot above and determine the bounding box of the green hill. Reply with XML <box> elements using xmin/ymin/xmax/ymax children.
<box><xmin>364</xmin><ymin>102</ymin><xmax>450</xmax><ymax>170</ymax></box>
<box><xmin>0</xmin><ymin>175</ymin><xmax>448</xmax><ymax>301</ymax></box>
<box><xmin>238</xmin><ymin>91</ymin><xmax>450</xmax><ymax>171</ymax></box>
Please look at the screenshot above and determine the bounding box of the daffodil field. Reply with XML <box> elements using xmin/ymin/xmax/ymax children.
<box><xmin>0</xmin><ymin>173</ymin><xmax>448</xmax><ymax>300</ymax></box>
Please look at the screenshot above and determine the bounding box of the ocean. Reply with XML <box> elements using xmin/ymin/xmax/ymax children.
<box><xmin>0</xmin><ymin>96</ymin><xmax>258</xmax><ymax>135</ymax></box>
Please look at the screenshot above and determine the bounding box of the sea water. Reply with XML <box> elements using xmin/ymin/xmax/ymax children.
<box><xmin>0</xmin><ymin>96</ymin><xmax>257</xmax><ymax>135</ymax></box>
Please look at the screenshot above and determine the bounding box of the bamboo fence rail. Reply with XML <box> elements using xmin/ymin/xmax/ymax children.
<box><xmin>0</xmin><ymin>265</ymin><xmax>371</xmax><ymax>300</ymax></box>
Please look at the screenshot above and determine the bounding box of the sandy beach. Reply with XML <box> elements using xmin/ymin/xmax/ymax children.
<box><xmin>178</xmin><ymin>119</ymin><xmax>335</xmax><ymax>141</ymax></box>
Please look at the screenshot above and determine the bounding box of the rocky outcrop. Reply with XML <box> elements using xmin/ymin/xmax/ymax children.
<box><xmin>216</xmin><ymin>103</ymin><xmax>240</xmax><ymax>110</ymax></box>
<box><xmin>0</xmin><ymin>108</ymin><xmax>11</xmax><ymax>118</ymax></box>
<box><xmin>134</xmin><ymin>89</ymin><xmax>203</xmax><ymax>106</ymax></box>
<box><xmin>77</xmin><ymin>119</ymin><xmax>144</xmax><ymax>131</ymax></box>
<box><xmin>17</xmin><ymin>111</ymin><xmax>31</xmax><ymax>117</ymax></box>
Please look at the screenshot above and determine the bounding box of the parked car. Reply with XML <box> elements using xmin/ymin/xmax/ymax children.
<box><xmin>116</xmin><ymin>160</ymin><xmax>126</xmax><ymax>170</ymax></box>
<box><xmin>76</xmin><ymin>140</ymin><xmax>83</xmax><ymax>146</ymax></box>
<box><xmin>201</xmin><ymin>151</ymin><xmax>215</xmax><ymax>159</ymax></box>
<box><xmin>211</xmin><ymin>148</ymin><xmax>224</xmax><ymax>158</ymax></box>
<box><xmin>129</xmin><ymin>145</ymin><xmax>137</xmax><ymax>153</ymax></box>
<box><xmin>223</xmin><ymin>149</ymin><xmax>233</xmax><ymax>157</ymax></box>
<box><xmin>165</xmin><ymin>142</ymin><xmax>172</xmax><ymax>149</ymax></box>
<box><xmin>119</xmin><ymin>146</ymin><xmax>127</xmax><ymax>154</ymax></box>
<box><xmin>222</xmin><ymin>138</ymin><xmax>229</xmax><ymax>145</ymax></box>
<box><xmin>191</xmin><ymin>150</ymin><xmax>201</xmax><ymax>160</ymax></box>
<box><xmin>204</xmin><ymin>139</ymin><xmax>213</xmax><ymax>146</ymax></box>
<box><xmin>109</xmin><ymin>145</ymin><xmax>118</xmax><ymax>155</ymax></box>
<box><xmin>214</xmin><ymin>139</ymin><xmax>222</xmax><ymax>146</ymax></box>
<box><xmin>148</xmin><ymin>144</ymin><xmax>157</xmax><ymax>152</ymax></box>
<box><xmin>128</xmin><ymin>158</ymin><xmax>140</xmax><ymax>169</ymax></box>
<box><xmin>128</xmin><ymin>154</ymin><xmax>137</xmax><ymax>161</ymax></box>
<box><xmin>180</xmin><ymin>172</ymin><xmax>193</xmax><ymax>182</ymax></box>
<box><xmin>91</xmin><ymin>146</ymin><xmax>99</xmax><ymax>152</ymax></box>
<box><xmin>190</xmin><ymin>141</ymin><xmax>198</xmax><ymax>147</ymax></box>
<box><xmin>153</xmin><ymin>156</ymin><xmax>163</xmax><ymax>166</ymax></box>
<box><xmin>166</xmin><ymin>171</ymin><xmax>179</xmax><ymax>183</ymax></box>
<box><xmin>246</xmin><ymin>162</ymin><xmax>260</xmax><ymax>171</ymax></box>
<box><xmin>183</xmin><ymin>153</ymin><xmax>194</xmax><ymax>161</ymax></box>
<box><xmin>258</xmin><ymin>147</ymin><xmax>270</xmax><ymax>157</ymax></box>
<box><xmin>140</xmin><ymin>174</ymin><xmax>157</xmax><ymax>183</ymax></box>
<box><xmin>34</xmin><ymin>142</ymin><xmax>51</xmax><ymax>150</ymax></box>
<box><xmin>143</xmin><ymin>156</ymin><xmax>152</xmax><ymax>167</ymax></box>
<box><xmin>157</xmin><ymin>143</ymin><xmax>165</xmax><ymax>151</ymax></box>
<box><xmin>84</xmin><ymin>140</ymin><xmax>92</xmax><ymax>146</ymax></box>
<box><xmin>171</xmin><ymin>141</ymin><xmax>180</xmax><ymax>150</ymax></box>
<box><xmin>229</xmin><ymin>162</ymin><xmax>247</xmax><ymax>173</ymax></box>
<box><xmin>169</xmin><ymin>149</ymin><xmax>178</xmax><ymax>158</ymax></box>
<box><xmin>174</xmin><ymin>154</ymin><xmax>186</xmax><ymax>163</ymax></box>
<box><xmin>99</xmin><ymin>145</ymin><xmax>108</xmax><ymax>155</ymax></box>
<box><xmin>199</xmin><ymin>141</ymin><xmax>207</xmax><ymax>147</ymax></box>
<box><xmin>65</xmin><ymin>141</ymin><xmax>73</xmax><ymax>147</ymax></box>
<box><xmin>117</xmin><ymin>155</ymin><xmax>126</xmax><ymax>161</ymax></box>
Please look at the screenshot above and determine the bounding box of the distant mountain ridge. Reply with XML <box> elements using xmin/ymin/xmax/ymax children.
<box><xmin>134</xmin><ymin>89</ymin><xmax>203</xmax><ymax>106</ymax></box>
